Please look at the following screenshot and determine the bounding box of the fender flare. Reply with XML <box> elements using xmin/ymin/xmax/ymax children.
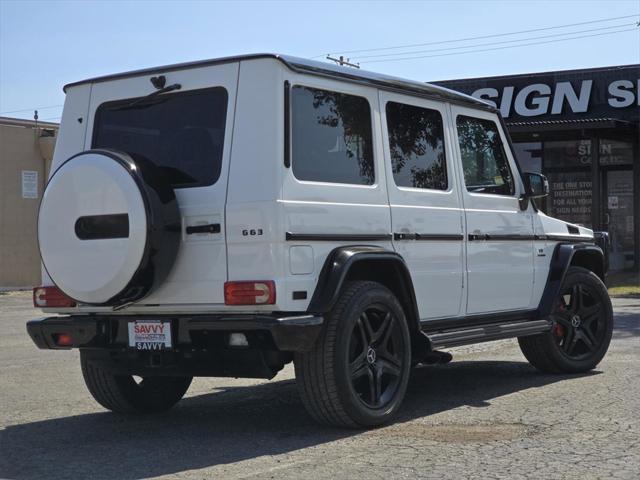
<box><xmin>307</xmin><ymin>246</ymin><xmax>420</xmax><ymax>328</ymax></box>
<box><xmin>537</xmin><ymin>243</ymin><xmax>605</xmax><ymax>318</ymax></box>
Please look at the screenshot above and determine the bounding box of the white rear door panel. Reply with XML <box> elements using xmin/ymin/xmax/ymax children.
<box><xmin>86</xmin><ymin>63</ymin><xmax>239</xmax><ymax>305</ymax></box>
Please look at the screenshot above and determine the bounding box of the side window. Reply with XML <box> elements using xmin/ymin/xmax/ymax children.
<box><xmin>456</xmin><ymin>115</ymin><xmax>514</xmax><ymax>196</ymax></box>
<box><xmin>386</xmin><ymin>101</ymin><xmax>447</xmax><ymax>190</ymax></box>
<box><xmin>291</xmin><ymin>86</ymin><xmax>374</xmax><ymax>185</ymax></box>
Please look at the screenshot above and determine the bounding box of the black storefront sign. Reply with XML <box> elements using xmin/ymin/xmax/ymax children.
<box><xmin>436</xmin><ymin>65</ymin><xmax>639</xmax><ymax>271</ymax></box>
<box><xmin>435</xmin><ymin>64</ymin><xmax>639</xmax><ymax>124</ymax></box>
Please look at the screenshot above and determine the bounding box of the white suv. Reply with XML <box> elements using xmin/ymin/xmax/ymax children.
<box><xmin>29</xmin><ymin>54</ymin><xmax>612</xmax><ymax>427</ymax></box>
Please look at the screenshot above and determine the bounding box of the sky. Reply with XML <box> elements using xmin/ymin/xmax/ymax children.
<box><xmin>1</xmin><ymin>0</ymin><xmax>639</xmax><ymax>122</ymax></box>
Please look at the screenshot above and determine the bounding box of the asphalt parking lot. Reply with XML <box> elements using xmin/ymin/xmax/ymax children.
<box><xmin>1</xmin><ymin>291</ymin><xmax>638</xmax><ymax>480</ymax></box>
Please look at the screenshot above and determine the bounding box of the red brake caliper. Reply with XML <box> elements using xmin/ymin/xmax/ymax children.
<box><xmin>553</xmin><ymin>302</ymin><xmax>566</xmax><ymax>338</ymax></box>
<box><xmin>552</xmin><ymin>323</ymin><xmax>565</xmax><ymax>338</ymax></box>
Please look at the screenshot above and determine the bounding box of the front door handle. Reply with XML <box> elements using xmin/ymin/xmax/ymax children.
<box><xmin>186</xmin><ymin>223</ymin><xmax>221</xmax><ymax>235</ymax></box>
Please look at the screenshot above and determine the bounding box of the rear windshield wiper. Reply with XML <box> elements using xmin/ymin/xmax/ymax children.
<box><xmin>119</xmin><ymin>83</ymin><xmax>182</xmax><ymax>110</ymax></box>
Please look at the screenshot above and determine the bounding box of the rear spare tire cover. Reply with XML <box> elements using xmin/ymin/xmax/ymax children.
<box><xmin>38</xmin><ymin>149</ymin><xmax>180</xmax><ymax>305</ymax></box>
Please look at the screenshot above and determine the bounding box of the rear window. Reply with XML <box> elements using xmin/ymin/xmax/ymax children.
<box><xmin>291</xmin><ymin>86</ymin><xmax>374</xmax><ymax>185</ymax></box>
<box><xmin>93</xmin><ymin>87</ymin><xmax>228</xmax><ymax>188</ymax></box>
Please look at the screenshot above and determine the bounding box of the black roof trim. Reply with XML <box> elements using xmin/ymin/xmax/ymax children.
<box><xmin>62</xmin><ymin>53</ymin><xmax>493</xmax><ymax>110</ymax></box>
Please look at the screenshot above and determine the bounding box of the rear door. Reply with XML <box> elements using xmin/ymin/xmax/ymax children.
<box><xmin>450</xmin><ymin>105</ymin><xmax>534</xmax><ymax>314</ymax></box>
<box><xmin>87</xmin><ymin>63</ymin><xmax>239</xmax><ymax>305</ymax></box>
<box><xmin>281</xmin><ymin>75</ymin><xmax>392</xmax><ymax>299</ymax></box>
<box><xmin>380</xmin><ymin>92</ymin><xmax>465</xmax><ymax>320</ymax></box>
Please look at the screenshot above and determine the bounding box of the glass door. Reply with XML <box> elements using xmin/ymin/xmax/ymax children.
<box><xmin>602</xmin><ymin>169</ymin><xmax>635</xmax><ymax>270</ymax></box>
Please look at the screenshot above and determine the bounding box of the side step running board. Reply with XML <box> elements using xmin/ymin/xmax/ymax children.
<box><xmin>425</xmin><ymin>319</ymin><xmax>552</xmax><ymax>349</ymax></box>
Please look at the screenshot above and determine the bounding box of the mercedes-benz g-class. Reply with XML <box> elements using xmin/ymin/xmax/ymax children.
<box><xmin>28</xmin><ymin>54</ymin><xmax>612</xmax><ymax>427</ymax></box>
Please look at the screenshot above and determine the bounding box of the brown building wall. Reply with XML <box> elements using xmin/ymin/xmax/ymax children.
<box><xmin>0</xmin><ymin>120</ymin><xmax>57</xmax><ymax>287</ymax></box>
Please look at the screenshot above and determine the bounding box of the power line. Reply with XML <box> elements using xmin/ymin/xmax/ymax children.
<box><xmin>0</xmin><ymin>104</ymin><xmax>63</xmax><ymax>115</ymax></box>
<box><xmin>360</xmin><ymin>28</ymin><xmax>638</xmax><ymax>64</ymax></box>
<box><xmin>353</xmin><ymin>22</ymin><xmax>637</xmax><ymax>60</ymax></box>
<box><xmin>314</xmin><ymin>14</ymin><xmax>639</xmax><ymax>58</ymax></box>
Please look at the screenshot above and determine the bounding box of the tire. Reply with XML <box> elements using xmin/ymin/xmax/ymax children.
<box><xmin>294</xmin><ymin>281</ymin><xmax>412</xmax><ymax>428</ymax></box>
<box><xmin>80</xmin><ymin>351</ymin><xmax>192</xmax><ymax>413</ymax></box>
<box><xmin>518</xmin><ymin>266</ymin><xmax>613</xmax><ymax>374</ymax></box>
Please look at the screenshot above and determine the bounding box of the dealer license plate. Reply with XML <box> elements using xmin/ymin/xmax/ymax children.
<box><xmin>128</xmin><ymin>320</ymin><xmax>172</xmax><ymax>350</ymax></box>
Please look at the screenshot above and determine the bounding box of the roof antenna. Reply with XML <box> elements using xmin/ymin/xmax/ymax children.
<box><xmin>326</xmin><ymin>55</ymin><xmax>360</xmax><ymax>69</ymax></box>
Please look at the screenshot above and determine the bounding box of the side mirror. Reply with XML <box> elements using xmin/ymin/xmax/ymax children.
<box><xmin>523</xmin><ymin>172</ymin><xmax>549</xmax><ymax>198</ymax></box>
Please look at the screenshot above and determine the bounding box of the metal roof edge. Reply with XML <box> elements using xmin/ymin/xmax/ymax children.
<box><xmin>0</xmin><ymin>116</ymin><xmax>60</xmax><ymax>128</ymax></box>
<box><xmin>62</xmin><ymin>53</ymin><xmax>493</xmax><ymax>110</ymax></box>
<box><xmin>280</xmin><ymin>55</ymin><xmax>492</xmax><ymax>109</ymax></box>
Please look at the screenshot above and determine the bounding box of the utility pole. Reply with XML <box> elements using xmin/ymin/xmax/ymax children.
<box><xmin>326</xmin><ymin>55</ymin><xmax>360</xmax><ymax>69</ymax></box>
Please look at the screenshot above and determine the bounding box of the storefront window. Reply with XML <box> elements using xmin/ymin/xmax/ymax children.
<box><xmin>599</xmin><ymin>139</ymin><xmax>634</xmax><ymax>166</ymax></box>
<box><xmin>605</xmin><ymin>170</ymin><xmax>635</xmax><ymax>270</ymax></box>
<box><xmin>546</xmin><ymin>171</ymin><xmax>592</xmax><ymax>227</ymax></box>
<box><xmin>543</xmin><ymin>140</ymin><xmax>592</xmax><ymax>168</ymax></box>
<box><xmin>513</xmin><ymin>142</ymin><xmax>542</xmax><ymax>172</ymax></box>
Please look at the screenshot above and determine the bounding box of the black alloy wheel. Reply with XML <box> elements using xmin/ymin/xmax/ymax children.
<box><xmin>348</xmin><ymin>306</ymin><xmax>405</xmax><ymax>408</ymax></box>
<box><xmin>295</xmin><ymin>281</ymin><xmax>411</xmax><ymax>428</ymax></box>
<box><xmin>518</xmin><ymin>266</ymin><xmax>613</xmax><ymax>374</ymax></box>
<box><xmin>551</xmin><ymin>283</ymin><xmax>607</xmax><ymax>360</ymax></box>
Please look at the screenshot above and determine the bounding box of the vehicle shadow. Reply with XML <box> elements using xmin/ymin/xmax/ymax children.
<box><xmin>0</xmin><ymin>360</ymin><xmax>596</xmax><ymax>480</ymax></box>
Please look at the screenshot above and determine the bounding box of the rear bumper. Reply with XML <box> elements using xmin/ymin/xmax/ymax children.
<box><xmin>27</xmin><ymin>313</ymin><xmax>324</xmax><ymax>353</ymax></box>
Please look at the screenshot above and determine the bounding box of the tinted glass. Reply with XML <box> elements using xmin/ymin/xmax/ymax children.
<box><xmin>547</xmin><ymin>171</ymin><xmax>592</xmax><ymax>226</ymax></box>
<box><xmin>386</xmin><ymin>102</ymin><xmax>447</xmax><ymax>190</ymax></box>
<box><xmin>456</xmin><ymin>116</ymin><xmax>514</xmax><ymax>195</ymax></box>
<box><xmin>291</xmin><ymin>86</ymin><xmax>374</xmax><ymax>185</ymax></box>
<box><xmin>599</xmin><ymin>139</ymin><xmax>633</xmax><ymax>166</ymax></box>
<box><xmin>93</xmin><ymin>87</ymin><xmax>228</xmax><ymax>188</ymax></box>
<box><xmin>543</xmin><ymin>140</ymin><xmax>592</xmax><ymax>168</ymax></box>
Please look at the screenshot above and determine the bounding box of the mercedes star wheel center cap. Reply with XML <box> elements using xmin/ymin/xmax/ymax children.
<box><xmin>366</xmin><ymin>347</ymin><xmax>377</xmax><ymax>364</ymax></box>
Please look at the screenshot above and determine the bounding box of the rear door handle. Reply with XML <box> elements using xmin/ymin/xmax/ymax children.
<box><xmin>185</xmin><ymin>223</ymin><xmax>221</xmax><ymax>235</ymax></box>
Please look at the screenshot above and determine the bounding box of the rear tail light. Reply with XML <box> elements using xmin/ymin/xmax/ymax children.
<box><xmin>224</xmin><ymin>281</ymin><xmax>276</xmax><ymax>305</ymax></box>
<box><xmin>52</xmin><ymin>333</ymin><xmax>74</xmax><ymax>347</ymax></box>
<box><xmin>33</xmin><ymin>286</ymin><xmax>76</xmax><ymax>308</ymax></box>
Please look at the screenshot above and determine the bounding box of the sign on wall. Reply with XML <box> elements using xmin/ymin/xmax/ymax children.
<box><xmin>21</xmin><ymin>170</ymin><xmax>38</xmax><ymax>199</ymax></box>
<box><xmin>435</xmin><ymin>65</ymin><xmax>640</xmax><ymax>123</ymax></box>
